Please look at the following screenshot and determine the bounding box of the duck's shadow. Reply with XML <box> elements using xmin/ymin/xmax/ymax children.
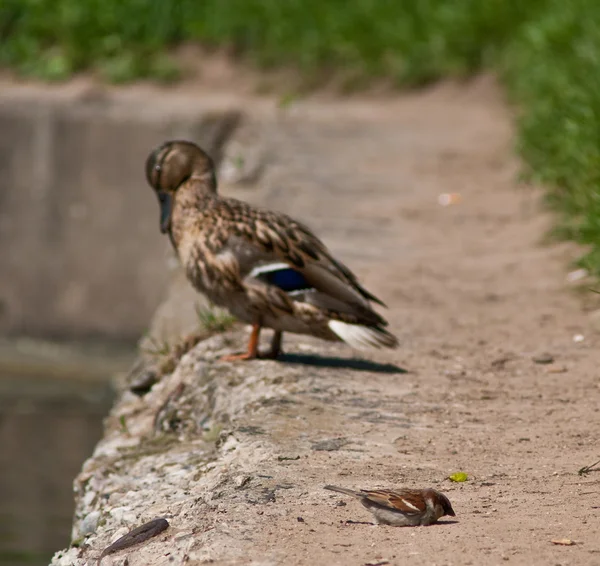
<box><xmin>276</xmin><ymin>353</ymin><xmax>408</xmax><ymax>374</ymax></box>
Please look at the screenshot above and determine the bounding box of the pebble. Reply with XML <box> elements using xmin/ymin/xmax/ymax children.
<box><xmin>532</xmin><ymin>353</ymin><xmax>554</xmax><ymax>365</ymax></box>
<box><xmin>79</xmin><ymin>510</ymin><xmax>101</xmax><ymax>536</ymax></box>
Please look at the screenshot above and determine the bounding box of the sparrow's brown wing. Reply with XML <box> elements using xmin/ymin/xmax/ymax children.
<box><xmin>362</xmin><ymin>489</ymin><xmax>427</xmax><ymax>515</ymax></box>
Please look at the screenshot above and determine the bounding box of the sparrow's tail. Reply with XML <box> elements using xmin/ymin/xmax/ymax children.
<box><xmin>324</xmin><ymin>485</ymin><xmax>363</xmax><ymax>498</ymax></box>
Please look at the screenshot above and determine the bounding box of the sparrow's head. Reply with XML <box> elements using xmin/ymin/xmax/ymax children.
<box><xmin>145</xmin><ymin>140</ymin><xmax>217</xmax><ymax>233</ymax></box>
<box><xmin>428</xmin><ymin>489</ymin><xmax>456</xmax><ymax>518</ymax></box>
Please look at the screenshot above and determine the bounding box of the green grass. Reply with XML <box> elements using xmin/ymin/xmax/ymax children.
<box><xmin>0</xmin><ymin>0</ymin><xmax>541</xmax><ymax>84</ymax></box>
<box><xmin>501</xmin><ymin>0</ymin><xmax>600</xmax><ymax>272</ymax></box>
<box><xmin>1</xmin><ymin>0</ymin><xmax>600</xmax><ymax>270</ymax></box>
<box><xmin>195</xmin><ymin>304</ymin><xmax>237</xmax><ymax>334</ymax></box>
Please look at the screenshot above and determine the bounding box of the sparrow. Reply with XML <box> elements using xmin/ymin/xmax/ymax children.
<box><xmin>145</xmin><ymin>140</ymin><xmax>398</xmax><ymax>361</ymax></box>
<box><xmin>324</xmin><ymin>485</ymin><xmax>456</xmax><ymax>526</ymax></box>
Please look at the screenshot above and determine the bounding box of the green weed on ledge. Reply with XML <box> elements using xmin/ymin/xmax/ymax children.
<box><xmin>195</xmin><ymin>304</ymin><xmax>237</xmax><ymax>334</ymax></box>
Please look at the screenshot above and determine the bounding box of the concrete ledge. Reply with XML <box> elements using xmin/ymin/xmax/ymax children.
<box><xmin>51</xmin><ymin>324</ymin><xmax>415</xmax><ymax>566</ymax></box>
<box><xmin>0</xmin><ymin>86</ymin><xmax>240</xmax><ymax>342</ymax></box>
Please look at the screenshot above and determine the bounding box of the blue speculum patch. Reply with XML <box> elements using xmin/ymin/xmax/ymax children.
<box><xmin>262</xmin><ymin>268</ymin><xmax>311</xmax><ymax>292</ymax></box>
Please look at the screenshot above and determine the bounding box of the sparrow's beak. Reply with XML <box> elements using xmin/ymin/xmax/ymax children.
<box><xmin>157</xmin><ymin>191</ymin><xmax>173</xmax><ymax>234</ymax></box>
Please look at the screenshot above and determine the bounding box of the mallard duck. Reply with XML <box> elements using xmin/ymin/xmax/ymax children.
<box><xmin>145</xmin><ymin>140</ymin><xmax>398</xmax><ymax>361</ymax></box>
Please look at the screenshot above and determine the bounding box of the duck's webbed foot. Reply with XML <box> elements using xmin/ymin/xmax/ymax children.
<box><xmin>220</xmin><ymin>323</ymin><xmax>261</xmax><ymax>362</ymax></box>
<box><xmin>220</xmin><ymin>327</ymin><xmax>284</xmax><ymax>361</ymax></box>
<box><xmin>220</xmin><ymin>352</ymin><xmax>257</xmax><ymax>361</ymax></box>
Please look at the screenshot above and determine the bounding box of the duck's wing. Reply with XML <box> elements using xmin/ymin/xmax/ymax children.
<box><xmin>222</xmin><ymin>199</ymin><xmax>387</xmax><ymax>317</ymax></box>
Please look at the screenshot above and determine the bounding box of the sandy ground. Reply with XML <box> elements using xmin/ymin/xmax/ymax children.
<box><xmin>53</xmin><ymin>75</ymin><xmax>600</xmax><ymax>566</ymax></box>
<box><xmin>214</xmin><ymin>76</ymin><xmax>600</xmax><ymax>565</ymax></box>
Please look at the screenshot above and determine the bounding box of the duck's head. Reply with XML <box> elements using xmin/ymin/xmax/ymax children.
<box><xmin>145</xmin><ymin>140</ymin><xmax>217</xmax><ymax>234</ymax></box>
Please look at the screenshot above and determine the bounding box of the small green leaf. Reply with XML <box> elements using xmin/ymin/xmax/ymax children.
<box><xmin>448</xmin><ymin>472</ymin><xmax>469</xmax><ymax>482</ymax></box>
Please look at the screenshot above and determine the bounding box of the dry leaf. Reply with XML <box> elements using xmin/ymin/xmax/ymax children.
<box><xmin>566</xmin><ymin>268</ymin><xmax>588</xmax><ymax>283</ymax></box>
<box><xmin>438</xmin><ymin>193</ymin><xmax>462</xmax><ymax>206</ymax></box>
<box><xmin>551</xmin><ymin>538</ymin><xmax>575</xmax><ymax>546</ymax></box>
<box><xmin>546</xmin><ymin>365</ymin><xmax>568</xmax><ymax>374</ymax></box>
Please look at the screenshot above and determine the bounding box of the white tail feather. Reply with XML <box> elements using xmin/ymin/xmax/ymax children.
<box><xmin>328</xmin><ymin>320</ymin><xmax>398</xmax><ymax>350</ymax></box>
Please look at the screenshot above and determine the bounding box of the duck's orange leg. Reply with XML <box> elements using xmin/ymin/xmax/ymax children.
<box><xmin>220</xmin><ymin>323</ymin><xmax>261</xmax><ymax>361</ymax></box>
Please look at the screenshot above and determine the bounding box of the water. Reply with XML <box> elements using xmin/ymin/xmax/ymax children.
<box><xmin>0</xmin><ymin>340</ymin><xmax>134</xmax><ymax>566</ymax></box>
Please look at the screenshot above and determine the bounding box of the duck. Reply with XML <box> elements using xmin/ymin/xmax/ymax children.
<box><xmin>145</xmin><ymin>140</ymin><xmax>398</xmax><ymax>361</ymax></box>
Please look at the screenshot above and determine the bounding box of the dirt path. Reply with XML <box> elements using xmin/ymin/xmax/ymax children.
<box><xmin>215</xmin><ymin>76</ymin><xmax>600</xmax><ymax>565</ymax></box>
<box><xmin>55</xmin><ymin>76</ymin><xmax>600</xmax><ymax>566</ymax></box>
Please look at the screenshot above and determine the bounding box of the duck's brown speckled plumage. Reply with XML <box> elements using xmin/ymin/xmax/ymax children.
<box><xmin>145</xmin><ymin>140</ymin><xmax>398</xmax><ymax>360</ymax></box>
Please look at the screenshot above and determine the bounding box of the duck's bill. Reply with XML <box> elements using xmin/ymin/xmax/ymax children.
<box><xmin>158</xmin><ymin>191</ymin><xmax>173</xmax><ymax>234</ymax></box>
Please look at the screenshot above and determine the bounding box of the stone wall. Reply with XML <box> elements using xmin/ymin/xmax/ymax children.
<box><xmin>0</xmin><ymin>85</ymin><xmax>239</xmax><ymax>342</ymax></box>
